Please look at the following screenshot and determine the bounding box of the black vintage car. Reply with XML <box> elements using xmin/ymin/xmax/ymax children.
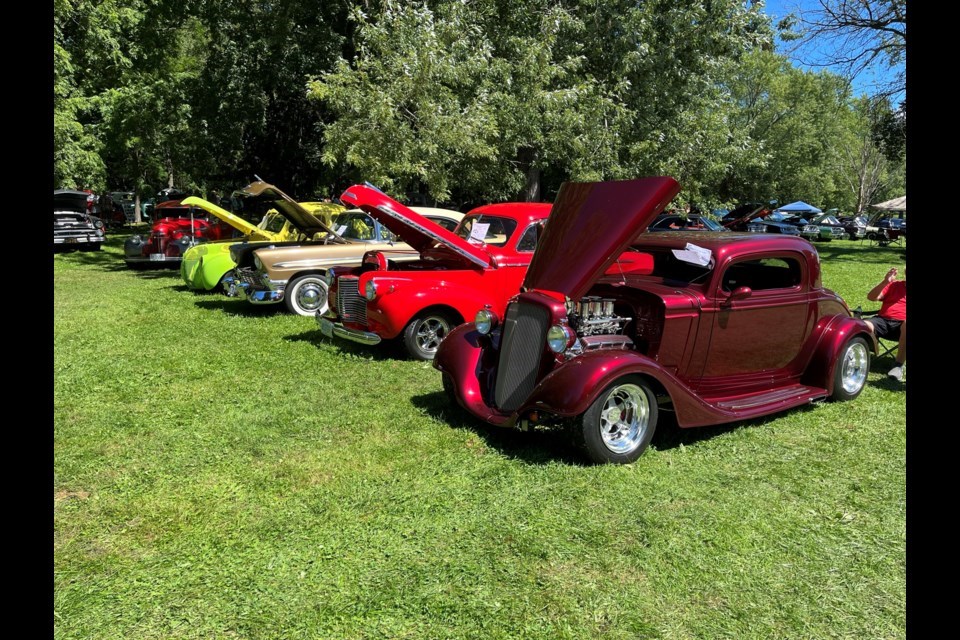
<box><xmin>54</xmin><ymin>189</ymin><xmax>106</xmax><ymax>251</ymax></box>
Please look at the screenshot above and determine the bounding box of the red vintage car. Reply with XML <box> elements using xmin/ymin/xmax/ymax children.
<box><xmin>318</xmin><ymin>185</ymin><xmax>551</xmax><ymax>359</ymax></box>
<box><xmin>123</xmin><ymin>200</ymin><xmax>238</xmax><ymax>267</ymax></box>
<box><xmin>433</xmin><ymin>177</ymin><xmax>874</xmax><ymax>464</ymax></box>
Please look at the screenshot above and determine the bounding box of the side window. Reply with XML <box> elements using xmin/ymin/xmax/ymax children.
<box><xmin>721</xmin><ymin>257</ymin><xmax>802</xmax><ymax>292</ymax></box>
<box><xmin>515</xmin><ymin>223</ymin><xmax>540</xmax><ymax>252</ymax></box>
<box><xmin>340</xmin><ymin>214</ymin><xmax>376</xmax><ymax>240</ymax></box>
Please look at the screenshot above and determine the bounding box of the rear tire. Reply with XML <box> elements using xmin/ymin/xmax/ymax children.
<box><xmin>575</xmin><ymin>375</ymin><xmax>657</xmax><ymax>464</ymax></box>
<box><xmin>831</xmin><ymin>336</ymin><xmax>870</xmax><ymax>401</ymax></box>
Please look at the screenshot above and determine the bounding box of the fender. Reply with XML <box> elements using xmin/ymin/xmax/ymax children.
<box><xmin>433</xmin><ymin>323</ymin><xmax>512</xmax><ymax>426</ymax></box>
<box><xmin>365</xmin><ymin>277</ymin><xmax>499</xmax><ymax>339</ymax></box>
<box><xmin>519</xmin><ymin>349</ymin><xmax>747</xmax><ymax>428</ymax></box>
<box><xmin>801</xmin><ymin>313</ymin><xmax>875</xmax><ymax>392</ymax></box>
<box><xmin>195</xmin><ymin>247</ymin><xmax>239</xmax><ymax>290</ymax></box>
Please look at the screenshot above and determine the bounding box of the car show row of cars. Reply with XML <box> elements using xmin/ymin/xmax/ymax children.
<box><xmin>55</xmin><ymin>179</ymin><xmax>883</xmax><ymax>463</ymax></box>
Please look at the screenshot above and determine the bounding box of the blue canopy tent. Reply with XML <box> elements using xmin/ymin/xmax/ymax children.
<box><xmin>775</xmin><ymin>201</ymin><xmax>822</xmax><ymax>214</ymax></box>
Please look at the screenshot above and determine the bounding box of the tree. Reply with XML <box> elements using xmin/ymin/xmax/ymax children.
<box><xmin>310</xmin><ymin>0</ymin><xmax>772</xmax><ymax>205</ymax></box>
<box><xmin>790</xmin><ymin>0</ymin><xmax>906</xmax><ymax>101</ymax></box>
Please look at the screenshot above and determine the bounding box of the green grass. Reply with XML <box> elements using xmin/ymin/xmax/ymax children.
<box><xmin>54</xmin><ymin>236</ymin><xmax>906</xmax><ymax>639</ymax></box>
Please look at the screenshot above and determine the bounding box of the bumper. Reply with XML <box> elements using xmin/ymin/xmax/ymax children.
<box><xmin>125</xmin><ymin>254</ymin><xmax>182</xmax><ymax>265</ymax></box>
<box><xmin>54</xmin><ymin>236</ymin><xmax>103</xmax><ymax>245</ymax></box>
<box><xmin>244</xmin><ymin>285</ymin><xmax>284</xmax><ymax>304</ymax></box>
<box><xmin>317</xmin><ymin>316</ymin><xmax>382</xmax><ymax>345</ymax></box>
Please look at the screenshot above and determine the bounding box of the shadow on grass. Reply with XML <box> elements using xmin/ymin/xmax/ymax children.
<box><xmin>284</xmin><ymin>329</ymin><xmax>406</xmax><ymax>361</ymax></box>
<box><xmin>412</xmin><ymin>390</ymin><xmax>829</xmax><ymax>464</ymax></box>
<box><xmin>410</xmin><ymin>390</ymin><xmax>590</xmax><ymax>466</ymax></box>
<box><xmin>54</xmin><ymin>248</ymin><xmax>128</xmax><ymax>271</ymax></box>
<box><xmin>194</xmin><ymin>298</ymin><xmax>282</xmax><ymax>316</ymax></box>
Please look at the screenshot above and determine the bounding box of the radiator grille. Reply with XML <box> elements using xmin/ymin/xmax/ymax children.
<box><xmin>337</xmin><ymin>276</ymin><xmax>368</xmax><ymax>326</ymax></box>
<box><xmin>235</xmin><ymin>268</ymin><xmax>260</xmax><ymax>287</ymax></box>
<box><xmin>494</xmin><ymin>302</ymin><xmax>550</xmax><ymax>411</ymax></box>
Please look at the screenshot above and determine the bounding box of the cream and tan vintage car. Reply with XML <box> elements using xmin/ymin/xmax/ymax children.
<box><xmin>224</xmin><ymin>182</ymin><xmax>463</xmax><ymax>316</ymax></box>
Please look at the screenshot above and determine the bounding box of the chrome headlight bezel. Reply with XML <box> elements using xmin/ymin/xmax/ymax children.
<box><xmin>546</xmin><ymin>324</ymin><xmax>574</xmax><ymax>353</ymax></box>
<box><xmin>254</xmin><ymin>255</ymin><xmax>263</xmax><ymax>271</ymax></box>
<box><xmin>364</xmin><ymin>279</ymin><xmax>378</xmax><ymax>301</ymax></box>
<box><xmin>325</xmin><ymin>270</ymin><xmax>336</xmax><ymax>286</ymax></box>
<box><xmin>474</xmin><ymin>309</ymin><xmax>498</xmax><ymax>335</ymax></box>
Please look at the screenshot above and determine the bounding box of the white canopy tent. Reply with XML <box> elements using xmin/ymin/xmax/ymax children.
<box><xmin>871</xmin><ymin>196</ymin><xmax>906</xmax><ymax>211</ymax></box>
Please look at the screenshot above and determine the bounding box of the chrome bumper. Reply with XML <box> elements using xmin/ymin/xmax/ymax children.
<box><xmin>317</xmin><ymin>316</ymin><xmax>382</xmax><ymax>345</ymax></box>
<box><xmin>125</xmin><ymin>255</ymin><xmax>182</xmax><ymax>264</ymax></box>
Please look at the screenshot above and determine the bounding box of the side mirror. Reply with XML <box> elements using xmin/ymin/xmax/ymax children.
<box><xmin>728</xmin><ymin>286</ymin><xmax>752</xmax><ymax>300</ymax></box>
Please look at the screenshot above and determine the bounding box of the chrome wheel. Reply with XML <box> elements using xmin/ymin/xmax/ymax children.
<box><xmin>286</xmin><ymin>276</ymin><xmax>328</xmax><ymax>317</ymax></box>
<box><xmin>598</xmin><ymin>383</ymin><xmax>650</xmax><ymax>455</ymax></box>
<box><xmin>415</xmin><ymin>316</ymin><xmax>450</xmax><ymax>354</ymax></box>
<box><xmin>840</xmin><ymin>341</ymin><xmax>869</xmax><ymax>394</ymax></box>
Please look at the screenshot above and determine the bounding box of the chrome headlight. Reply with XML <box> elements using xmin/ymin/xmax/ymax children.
<box><xmin>474</xmin><ymin>309</ymin><xmax>498</xmax><ymax>335</ymax></box>
<box><xmin>325</xmin><ymin>270</ymin><xmax>336</xmax><ymax>286</ymax></box>
<box><xmin>546</xmin><ymin>324</ymin><xmax>573</xmax><ymax>353</ymax></box>
<box><xmin>364</xmin><ymin>279</ymin><xmax>378</xmax><ymax>301</ymax></box>
<box><xmin>254</xmin><ymin>255</ymin><xmax>263</xmax><ymax>271</ymax></box>
<box><xmin>804</xmin><ymin>225</ymin><xmax>818</xmax><ymax>234</ymax></box>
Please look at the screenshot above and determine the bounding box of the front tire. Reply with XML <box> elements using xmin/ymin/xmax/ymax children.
<box><xmin>831</xmin><ymin>336</ymin><xmax>869</xmax><ymax>401</ymax></box>
<box><xmin>285</xmin><ymin>275</ymin><xmax>329</xmax><ymax>317</ymax></box>
<box><xmin>575</xmin><ymin>376</ymin><xmax>657</xmax><ymax>464</ymax></box>
<box><xmin>402</xmin><ymin>311</ymin><xmax>453</xmax><ymax>360</ymax></box>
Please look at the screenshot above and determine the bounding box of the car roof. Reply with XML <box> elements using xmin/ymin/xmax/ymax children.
<box><xmin>466</xmin><ymin>202</ymin><xmax>551</xmax><ymax>224</ymax></box>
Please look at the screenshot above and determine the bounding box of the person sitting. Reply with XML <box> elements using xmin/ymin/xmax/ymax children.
<box><xmin>864</xmin><ymin>266</ymin><xmax>906</xmax><ymax>381</ymax></box>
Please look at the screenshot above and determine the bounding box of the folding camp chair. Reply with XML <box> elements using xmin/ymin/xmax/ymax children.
<box><xmin>852</xmin><ymin>306</ymin><xmax>899</xmax><ymax>360</ymax></box>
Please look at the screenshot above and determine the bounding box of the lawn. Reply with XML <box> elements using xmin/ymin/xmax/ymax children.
<box><xmin>54</xmin><ymin>234</ymin><xmax>906</xmax><ymax>639</ymax></box>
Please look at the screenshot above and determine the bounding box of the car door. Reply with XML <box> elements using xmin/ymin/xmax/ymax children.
<box><xmin>698</xmin><ymin>252</ymin><xmax>815</xmax><ymax>393</ymax></box>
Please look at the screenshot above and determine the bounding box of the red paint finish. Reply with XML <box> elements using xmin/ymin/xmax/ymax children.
<box><xmin>139</xmin><ymin>201</ymin><xmax>236</xmax><ymax>257</ymax></box>
<box><xmin>325</xmin><ymin>186</ymin><xmax>551</xmax><ymax>354</ymax></box>
<box><xmin>434</xmin><ymin>178</ymin><xmax>874</xmax><ymax>436</ymax></box>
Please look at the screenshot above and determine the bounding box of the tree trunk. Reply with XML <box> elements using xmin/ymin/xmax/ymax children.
<box><xmin>134</xmin><ymin>192</ymin><xmax>142</xmax><ymax>224</ymax></box>
<box><xmin>516</xmin><ymin>147</ymin><xmax>541</xmax><ymax>202</ymax></box>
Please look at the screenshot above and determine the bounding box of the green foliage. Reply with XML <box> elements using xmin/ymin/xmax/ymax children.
<box><xmin>54</xmin><ymin>235</ymin><xmax>906</xmax><ymax>637</ymax></box>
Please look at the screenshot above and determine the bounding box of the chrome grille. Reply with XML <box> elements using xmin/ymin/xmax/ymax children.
<box><xmin>336</xmin><ymin>276</ymin><xmax>368</xmax><ymax>326</ymax></box>
<box><xmin>494</xmin><ymin>301</ymin><xmax>550</xmax><ymax>412</ymax></box>
<box><xmin>236</xmin><ymin>268</ymin><xmax>261</xmax><ymax>287</ymax></box>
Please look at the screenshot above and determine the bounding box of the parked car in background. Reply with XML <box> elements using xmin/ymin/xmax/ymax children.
<box><xmin>745</xmin><ymin>213</ymin><xmax>802</xmax><ymax>236</ymax></box>
<box><xmin>648</xmin><ymin>213</ymin><xmax>728</xmax><ymax>232</ymax></box>
<box><xmin>124</xmin><ymin>200</ymin><xmax>239</xmax><ymax>268</ymax></box>
<box><xmin>109</xmin><ymin>191</ymin><xmax>136</xmax><ymax>224</ymax></box>
<box><xmin>720</xmin><ymin>202</ymin><xmax>776</xmax><ymax>231</ymax></box>
<box><xmin>837</xmin><ymin>214</ymin><xmax>868</xmax><ymax>240</ymax></box>
<box><xmin>866</xmin><ymin>213</ymin><xmax>906</xmax><ymax>244</ymax></box>
<box><xmin>54</xmin><ymin>189</ymin><xmax>106</xmax><ymax>251</ymax></box>
<box><xmin>223</xmin><ymin>180</ymin><xmax>463</xmax><ymax>316</ymax></box>
<box><xmin>178</xmin><ymin>197</ymin><xmax>346</xmax><ymax>292</ymax></box>
<box><xmin>319</xmin><ymin>185</ymin><xmax>551</xmax><ymax>360</ymax></box>
<box><xmin>434</xmin><ymin>177</ymin><xmax>873</xmax><ymax>464</ymax></box>
<box><xmin>806</xmin><ymin>214</ymin><xmax>848</xmax><ymax>241</ymax></box>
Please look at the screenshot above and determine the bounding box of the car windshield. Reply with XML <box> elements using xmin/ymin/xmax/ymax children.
<box><xmin>331</xmin><ymin>211</ymin><xmax>382</xmax><ymax>241</ymax></box>
<box><xmin>815</xmin><ymin>215</ymin><xmax>841</xmax><ymax>225</ymax></box>
<box><xmin>454</xmin><ymin>215</ymin><xmax>518</xmax><ymax>247</ymax></box>
<box><xmin>259</xmin><ymin>210</ymin><xmax>287</xmax><ymax>234</ymax></box>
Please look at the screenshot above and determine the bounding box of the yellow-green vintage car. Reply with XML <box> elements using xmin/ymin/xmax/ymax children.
<box><xmin>179</xmin><ymin>198</ymin><xmax>345</xmax><ymax>292</ymax></box>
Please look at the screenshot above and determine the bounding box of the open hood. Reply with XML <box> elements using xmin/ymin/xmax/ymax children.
<box><xmin>231</xmin><ymin>181</ymin><xmax>339</xmax><ymax>239</ymax></box>
<box><xmin>721</xmin><ymin>203</ymin><xmax>771</xmax><ymax>228</ymax></box>
<box><xmin>523</xmin><ymin>177</ymin><xmax>680</xmax><ymax>300</ymax></box>
<box><xmin>340</xmin><ymin>184</ymin><xmax>490</xmax><ymax>268</ymax></box>
<box><xmin>181</xmin><ymin>196</ymin><xmax>270</xmax><ymax>239</ymax></box>
<box><xmin>54</xmin><ymin>189</ymin><xmax>90</xmax><ymax>214</ymax></box>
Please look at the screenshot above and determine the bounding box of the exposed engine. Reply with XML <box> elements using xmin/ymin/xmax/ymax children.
<box><xmin>571</xmin><ymin>296</ymin><xmax>631</xmax><ymax>337</ymax></box>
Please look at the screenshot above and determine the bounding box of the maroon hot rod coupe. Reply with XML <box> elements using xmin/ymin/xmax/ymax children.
<box><xmin>433</xmin><ymin>178</ymin><xmax>874</xmax><ymax>464</ymax></box>
<box><xmin>319</xmin><ymin>184</ymin><xmax>551</xmax><ymax>360</ymax></box>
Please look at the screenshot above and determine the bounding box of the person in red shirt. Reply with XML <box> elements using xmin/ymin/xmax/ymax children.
<box><xmin>865</xmin><ymin>266</ymin><xmax>906</xmax><ymax>381</ymax></box>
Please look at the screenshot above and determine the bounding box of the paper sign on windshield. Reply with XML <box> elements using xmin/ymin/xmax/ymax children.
<box><xmin>336</xmin><ymin>225</ymin><xmax>348</xmax><ymax>236</ymax></box>
<box><xmin>672</xmin><ymin>243</ymin><xmax>712</xmax><ymax>267</ymax></box>
<box><xmin>470</xmin><ymin>222</ymin><xmax>490</xmax><ymax>242</ymax></box>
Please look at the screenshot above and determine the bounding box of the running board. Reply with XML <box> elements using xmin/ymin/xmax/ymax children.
<box><xmin>709</xmin><ymin>384</ymin><xmax>827</xmax><ymax>412</ymax></box>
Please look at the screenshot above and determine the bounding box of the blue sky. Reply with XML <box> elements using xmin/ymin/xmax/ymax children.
<box><xmin>760</xmin><ymin>0</ymin><xmax>905</xmax><ymax>102</ymax></box>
